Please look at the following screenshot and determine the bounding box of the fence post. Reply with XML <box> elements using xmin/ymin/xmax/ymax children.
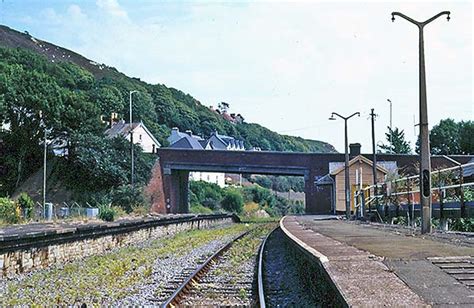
<box><xmin>439</xmin><ymin>169</ymin><xmax>447</xmax><ymax>230</ymax></box>
<box><xmin>394</xmin><ymin>180</ymin><xmax>399</xmax><ymax>219</ymax></box>
<box><xmin>459</xmin><ymin>165</ymin><xmax>466</xmax><ymax>218</ymax></box>
<box><xmin>384</xmin><ymin>183</ymin><xmax>389</xmax><ymax>222</ymax></box>
<box><xmin>406</xmin><ymin>179</ymin><xmax>412</xmax><ymax>227</ymax></box>
<box><xmin>361</xmin><ymin>190</ymin><xmax>366</xmax><ymax>219</ymax></box>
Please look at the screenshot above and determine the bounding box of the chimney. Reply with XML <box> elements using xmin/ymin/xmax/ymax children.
<box><xmin>110</xmin><ymin>112</ymin><xmax>119</xmax><ymax>128</ymax></box>
<box><xmin>349</xmin><ymin>143</ymin><xmax>361</xmax><ymax>157</ymax></box>
<box><xmin>185</xmin><ymin>130</ymin><xmax>193</xmax><ymax>136</ymax></box>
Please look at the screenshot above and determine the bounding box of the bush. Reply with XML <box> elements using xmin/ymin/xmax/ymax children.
<box><xmin>221</xmin><ymin>189</ymin><xmax>244</xmax><ymax>213</ymax></box>
<box><xmin>190</xmin><ymin>204</ymin><xmax>214</xmax><ymax>214</ymax></box>
<box><xmin>98</xmin><ymin>205</ymin><xmax>116</xmax><ymax>222</ymax></box>
<box><xmin>450</xmin><ymin>218</ymin><xmax>474</xmax><ymax>232</ymax></box>
<box><xmin>17</xmin><ymin>192</ymin><xmax>34</xmax><ymax>219</ymax></box>
<box><xmin>111</xmin><ymin>185</ymin><xmax>145</xmax><ymax>213</ymax></box>
<box><xmin>0</xmin><ymin>197</ymin><xmax>21</xmax><ymax>224</ymax></box>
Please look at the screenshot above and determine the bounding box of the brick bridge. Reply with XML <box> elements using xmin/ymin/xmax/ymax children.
<box><xmin>154</xmin><ymin>148</ymin><xmax>472</xmax><ymax>214</ymax></box>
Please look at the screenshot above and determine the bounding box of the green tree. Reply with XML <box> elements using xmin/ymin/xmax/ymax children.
<box><xmin>415</xmin><ymin>119</ymin><xmax>473</xmax><ymax>155</ymax></box>
<box><xmin>379</xmin><ymin>127</ymin><xmax>411</xmax><ymax>154</ymax></box>
<box><xmin>221</xmin><ymin>189</ymin><xmax>244</xmax><ymax>213</ymax></box>
<box><xmin>429</xmin><ymin>118</ymin><xmax>460</xmax><ymax>154</ymax></box>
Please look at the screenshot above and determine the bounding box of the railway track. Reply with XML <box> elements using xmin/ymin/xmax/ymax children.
<box><xmin>159</xmin><ymin>224</ymin><xmax>274</xmax><ymax>307</ymax></box>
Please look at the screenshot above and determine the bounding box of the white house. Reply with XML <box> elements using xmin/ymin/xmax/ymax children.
<box><xmin>105</xmin><ymin>120</ymin><xmax>160</xmax><ymax>153</ymax></box>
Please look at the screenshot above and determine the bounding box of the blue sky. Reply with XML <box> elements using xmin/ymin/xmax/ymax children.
<box><xmin>1</xmin><ymin>0</ymin><xmax>472</xmax><ymax>152</ymax></box>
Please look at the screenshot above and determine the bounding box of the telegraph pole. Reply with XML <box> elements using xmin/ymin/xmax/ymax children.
<box><xmin>391</xmin><ymin>11</ymin><xmax>451</xmax><ymax>234</ymax></box>
<box><xmin>370</xmin><ymin>108</ymin><xmax>378</xmax><ymax>211</ymax></box>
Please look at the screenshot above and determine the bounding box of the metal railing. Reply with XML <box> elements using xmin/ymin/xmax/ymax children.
<box><xmin>354</xmin><ymin>162</ymin><xmax>474</xmax><ymax>225</ymax></box>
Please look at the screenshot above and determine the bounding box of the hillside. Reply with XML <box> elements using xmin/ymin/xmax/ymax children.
<box><xmin>0</xmin><ymin>25</ymin><xmax>335</xmax><ymax>152</ymax></box>
<box><xmin>0</xmin><ymin>24</ymin><xmax>335</xmax><ymax>198</ymax></box>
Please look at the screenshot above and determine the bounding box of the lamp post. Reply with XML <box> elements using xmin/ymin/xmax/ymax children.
<box><xmin>129</xmin><ymin>90</ymin><xmax>139</xmax><ymax>187</ymax></box>
<box><xmin>387</xmin><ymin>99</ymin><xmax>392</xmax><ymax>153</ymax></box>
<box><xmin>329</xmin><ymin>112</ymin><xmax>360</xmax><ymax>219</ymax></box>
<box><xmin>391</xmin><ymin>11</ymin><xmax>450</xmax><ymax>234</ymax></box>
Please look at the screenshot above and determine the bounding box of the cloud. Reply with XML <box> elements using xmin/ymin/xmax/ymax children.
<box><xmin>96</xmin><ymin>0</ymin><xmax>128</xmax><ymax>19</ymax></box>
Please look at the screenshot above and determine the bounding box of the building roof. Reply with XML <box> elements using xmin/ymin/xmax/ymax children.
<box><xmin>315</xmin><ymin>174</ymin><xmax>335</xmax><ymax>185</ymax></box>
<box><xmin>210</xmin><ymin>131</ymin><xmax>245</xmax><ymax>150</ymax></box>
<box><xmin>169</xmin><ymin>135</ymin><xmax>204</xmax><ymax>150</ymax></box>
<box><xmin>330</xmin><ymin>155</ymin><xmax>389</xmax><ymax>176</ymax></box>
<box><xmin>105</xmin><ymin>120</ymin><xmax>161</xmax><ymax>146</ymax></box>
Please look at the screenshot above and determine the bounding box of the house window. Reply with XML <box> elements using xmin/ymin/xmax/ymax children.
<box><xmin>152</xmin><ymin>144</ymin><xmax>155</xmax><ymax>153</ymax></box>
<box><xmin>139</xmin><ymin>134</ymin><xmax>142</xmax><ymax>141</ymax></box>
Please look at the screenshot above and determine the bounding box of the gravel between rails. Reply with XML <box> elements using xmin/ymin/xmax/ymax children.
<box><xmin>115</xmin><ymin>236</ymin><xmax>237</xmax><ymax>305</ymax></box>
<box><xmin>263</xmin><ymin>227</ymin><xmax>320</xmax><ymax>307</ymax></box>
<box><xmin>177</xmin><ymin>224</ymin><xmax>275</xmax><ymax>307</ymax></box>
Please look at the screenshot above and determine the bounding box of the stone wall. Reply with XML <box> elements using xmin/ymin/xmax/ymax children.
<box><xmin>0</xmin><ymin>214</ymin><xmax>236</xmax><ymax>277</ymax></box>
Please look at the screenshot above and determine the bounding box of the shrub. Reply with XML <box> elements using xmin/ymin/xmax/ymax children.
<box><xmin>17</xmin><ymin>192</ymin><xmax>34</xmax><ymax>219</ymax></box>
<box><xmin>131</xmin><ymin>205</ymin><xmax>149</xmax><ymax>216</ymax></box>
<box><xmin>243</xmin><ymin>202</ymin><xmax>260</xmax><ymax>215</ymax></box>
<box><xmin>190</xmin><ymin>204</ymin><xmax>214</xmax><ymax>214</ymax></box>
<box><xmin>221</xmin><ymin>189</ymin><xmax>244</xmax><ymax>213</ymax></box>
<box><xmin>111</xmin><ymin>185</ymin><xmax>145</xmax><ymax>213</ymax></box>
<box><xmin>0</xmin><ymin>197</ymin><xmax>21</xmax><ymax>224</ymax></box>
<box><xmin>98</xmin><ymin>205</ymin><xmax>116</xmax><ymax>222</ymax></box>
<box><xmin>450</xmin><ymin>218</ymin><xmax>474</xmax><ymax>232</ymax></box>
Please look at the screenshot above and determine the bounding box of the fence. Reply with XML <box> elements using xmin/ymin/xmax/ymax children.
<box><xmin>32</xmin><ymin>201</ymin><xmax>99</xmax><ymax>221</ymax></box>
<box><xmin>354</xmin><ymin>162</ymin><xmax>474</xmax><ymax>226</ymax></box>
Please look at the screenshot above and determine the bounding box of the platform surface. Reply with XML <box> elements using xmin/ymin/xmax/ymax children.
<box><xmin>282</xmin><ymin>215</ymin><xmax>474</xmax><ymax>307</ymax></box>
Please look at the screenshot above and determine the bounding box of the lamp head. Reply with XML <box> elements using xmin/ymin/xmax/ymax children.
<box><xmin>391</xmin><ymin>13</ymin><xmax>395</xmax><ymax>22</ymax></box>
<box><xmin>387</xmin><ymin>99</ymin><xmax>391</xmax><ymax>103</ymax></box>
<box><xmin>329</xmin><ymin>114</ymin><xmax>336</xmax><ymax>121</ymax></box>
<box><xmin>447</xmin><ymin>13</ymin><xmax>450</xmax><ymax>21</ymax></box>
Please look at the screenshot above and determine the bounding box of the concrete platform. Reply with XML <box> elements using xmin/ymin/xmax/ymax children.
<box><xmin>281</xmin><ymin>215</ymin><xmax>474</xmax><ymax>307</ymax></box>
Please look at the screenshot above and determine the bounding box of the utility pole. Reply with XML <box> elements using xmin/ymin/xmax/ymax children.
<box><xmin>329</xmin><ymin>111</ymin><xmax>360</xmax><ymax>219</ymax></box>
<box><xmin>129</xmin><ymin>90</ymin><xmax>139</xmax><ymax>188</ymax></box>
<box><xmin>391</xmin><ymin>11</ymin><xmax>451</xmax><ymax>234</ymax></box>
<box><xmin>387</xmin><ymin>99</ymin><xmax>392</xmax><ymax>153</ymax></box>
<box><xmin>370</xmin><ymin>108</ymin><xmax>378</xmax><ymax>211</ymax></box>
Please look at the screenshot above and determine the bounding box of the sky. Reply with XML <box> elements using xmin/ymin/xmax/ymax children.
<box><xmin>1</xmin><ymin>0</ymin><xmax>472</xmax><ymax>153</ymax></box>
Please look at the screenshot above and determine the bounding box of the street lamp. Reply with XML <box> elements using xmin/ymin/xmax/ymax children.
<box><xmin>391</xmin><ymin>11</ymin><xmax>450</xmax><ymax>234</ymax></box>
<box><xmin>329</xmin><ymin>111</ymin><xmax>360</xmax><ymax>219</ymax></box>
<box><xmin>387</xmin><ymin>99</ymin><xmax>392</xmax><ymax>153</ymax></box>
<box><xmin>129</xmin><ymin>90</ymin><xmax>139</xmax><ymax>187</ymax></box>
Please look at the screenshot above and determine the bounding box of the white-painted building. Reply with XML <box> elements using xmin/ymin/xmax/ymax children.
<box><xmin>189</xmin><ymin>171</ymin><xmax>226</xmax><ymax>187</ymax></box>
<box><xmin>105</xmin><ymin>120</ymin><xmax>160</xmax><ymax>153</ymax></box>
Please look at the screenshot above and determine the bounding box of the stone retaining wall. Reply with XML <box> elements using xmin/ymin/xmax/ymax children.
<box><xmin>0</xmin><ymin>214</ymin><xmax>236</xmax><ymax>277</ymax></box>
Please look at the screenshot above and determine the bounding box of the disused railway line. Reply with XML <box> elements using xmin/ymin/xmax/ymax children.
<box><xmin>158</xmin><ymin>225</ymin><xmax>274</xmax><ymax>307</ymax></box>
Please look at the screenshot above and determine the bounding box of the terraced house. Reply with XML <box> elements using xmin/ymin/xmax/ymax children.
<box><xmin>167</xmin><ymin>128</ymin><xmax>246</xmax><ymax>187</ymax></box>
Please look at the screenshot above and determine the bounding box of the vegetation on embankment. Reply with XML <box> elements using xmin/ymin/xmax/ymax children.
<box><xmin>189</xmin><ymin>180</ymin><xmax>304</xmax><ymax>218</ymax></box>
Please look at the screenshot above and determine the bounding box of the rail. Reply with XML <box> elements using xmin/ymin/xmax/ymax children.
<box><xmin>161</xmin><ymin>230</ymin><xmax>251</xmax><ymax>307</ymax></box>
<box><xmin>257</xmin><ymin>227</ymin><xmax>278</xmax><ymax>308</ymax></box>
